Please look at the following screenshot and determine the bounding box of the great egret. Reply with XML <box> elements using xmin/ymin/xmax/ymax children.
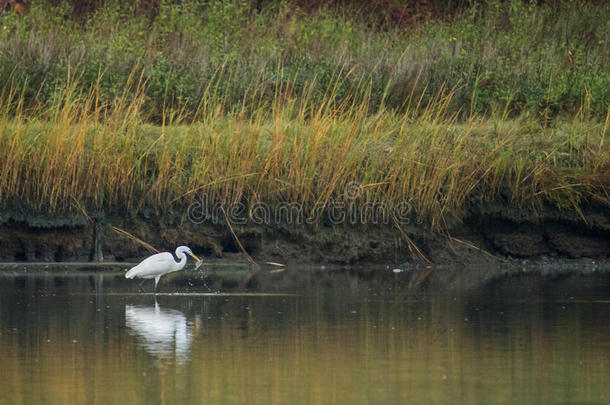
<box><xmin>125</xmin><ymin>246</ymin><xmax>200</xmax><ymax>292</ymax></box>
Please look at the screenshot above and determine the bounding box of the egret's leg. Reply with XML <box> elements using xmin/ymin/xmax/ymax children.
<box><xmin>138</xmin><ymin>279</ymin><xmax>146</xmax><ymax>293</ymax></box>
<box><xmin>154</xmin><ymin>276</ymin><xmax>161</xmax><ymax>293</ymax></box>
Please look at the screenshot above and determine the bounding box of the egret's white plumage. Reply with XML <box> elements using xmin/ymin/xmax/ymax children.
<box><xmin>125</xmin><ymin>246</ymin><xmax>200</xmax><ymax>292</ymax></box>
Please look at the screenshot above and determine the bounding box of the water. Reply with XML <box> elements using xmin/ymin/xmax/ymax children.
<box><xmin>1</xmin><ymin>265</ymin><xmax>609</xmax><ymax>404</ymax></box>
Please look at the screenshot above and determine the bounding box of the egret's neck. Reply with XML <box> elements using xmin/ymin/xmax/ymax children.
<box><xmin>173</xmin><ymin>249</ymin><xmax>188</xmax><ymax>272</ymax></box>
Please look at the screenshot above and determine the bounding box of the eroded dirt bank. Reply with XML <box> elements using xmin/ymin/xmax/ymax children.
<box><xmin>0</xmin><ymin>203</ymin><xmax>608</xmax><ymax>265</ymax></box>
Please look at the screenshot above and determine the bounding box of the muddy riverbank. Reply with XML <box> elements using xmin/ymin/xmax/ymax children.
<box><xmin>0</xmin><ymin>202</ymin><xmax>608</xmax><ymax>265</ymax></box>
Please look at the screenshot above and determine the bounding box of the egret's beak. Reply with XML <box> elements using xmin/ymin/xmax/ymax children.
<box><xmin>189</xmin><ymin>252</ymin><xmax>201</xmax><ymax>262</ymax></box>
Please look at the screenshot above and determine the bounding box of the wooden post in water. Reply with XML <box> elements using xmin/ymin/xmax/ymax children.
<box><xmin>91</xmin><ymin>215</ymin><xmax>105</xmax><ymax>262</ymax></box>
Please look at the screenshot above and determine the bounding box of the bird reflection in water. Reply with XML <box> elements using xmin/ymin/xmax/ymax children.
<box><xmin>125</xmin><ymin>301</ymin><xmax>193</xmax><ymax>364</ymax></box>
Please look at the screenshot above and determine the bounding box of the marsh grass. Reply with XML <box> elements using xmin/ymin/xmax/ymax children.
<box><xmin>0</xmin><ymin>68</ymin><xmax>608</xmax><ymax>230</ymax></box>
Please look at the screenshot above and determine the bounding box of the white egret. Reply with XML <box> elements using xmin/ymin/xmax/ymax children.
<box><xmin>125</xmin><ymin>246</ymin><xmax>200</xmax><ymax>292</ymax></box>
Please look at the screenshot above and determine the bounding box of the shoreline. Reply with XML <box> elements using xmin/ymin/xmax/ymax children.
<box><xmin>2</xmin><ymin>202</ymin><xmax>608</xmax><ymax>266</ymax></box>
<box><xmin>2</xmin><ymin>260</ymin><xmax>609</xmax><ymax>298</ymax></box>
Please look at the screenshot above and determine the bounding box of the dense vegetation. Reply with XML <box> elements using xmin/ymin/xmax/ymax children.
<box><xmin>1</xmin><ymin>0</ymin><xmax>608</xmax><ymax>119</ymax></box>
<box><xmin>0</xmin><ymin>0</ymin><xmax>608</xmax><ymax>229</ymax></box>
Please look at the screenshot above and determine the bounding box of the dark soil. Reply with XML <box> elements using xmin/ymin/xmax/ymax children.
<box><xmin>1</xmin><ymin>202</ymin><xmax>609</xmax><ymax>265</ymax></box>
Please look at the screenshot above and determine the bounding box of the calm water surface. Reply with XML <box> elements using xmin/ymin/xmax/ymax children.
<box><xmin>0</xmin><ymin>265</ymin><xmax>609</xmax><ymax>404</ymax></box>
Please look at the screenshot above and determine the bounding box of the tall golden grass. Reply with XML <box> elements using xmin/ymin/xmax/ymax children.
<box><xmin>0</xmin><ymin>68</ymin><xmax>608</xmax><ymax>229</ymax></box>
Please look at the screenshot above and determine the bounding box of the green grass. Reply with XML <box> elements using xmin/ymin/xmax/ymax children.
<box><xmin>0</xmin><ymin>0</ymin><xmax>608</xmax><ymax>121</ymax></box>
